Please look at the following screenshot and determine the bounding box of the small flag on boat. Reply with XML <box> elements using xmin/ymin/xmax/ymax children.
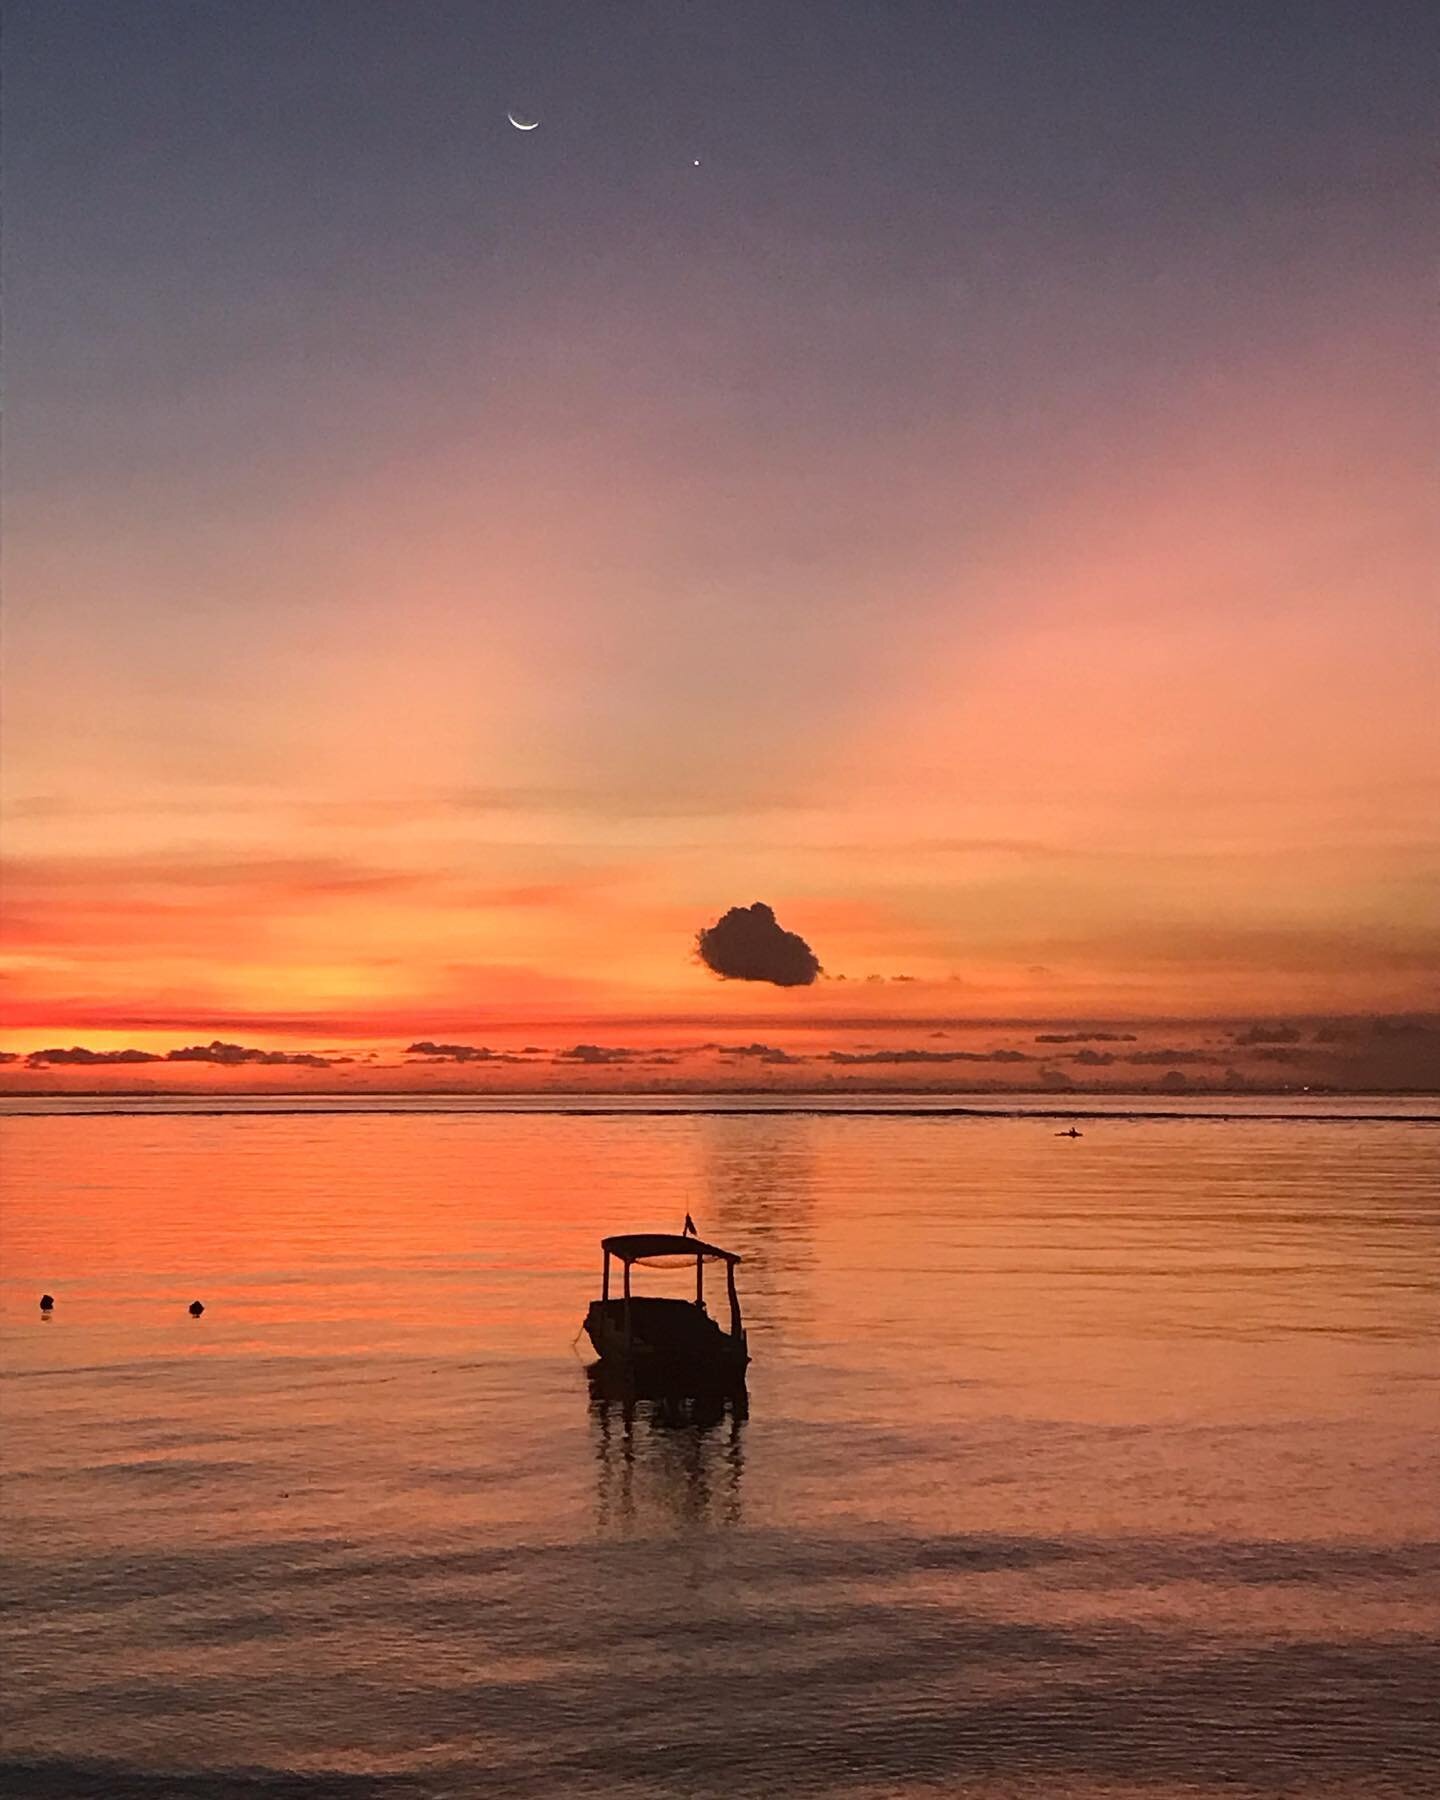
<box><xmin>683</xmin><ymin>1212</ymin><xmax>698</xmax><ymax>1237</ymax></box>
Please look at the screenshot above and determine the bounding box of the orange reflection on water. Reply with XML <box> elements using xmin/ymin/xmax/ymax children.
<box><xmin>2</xmin><ymin>1100</ymin><xmax>1437</xmax><ymax>1795</ymax></box>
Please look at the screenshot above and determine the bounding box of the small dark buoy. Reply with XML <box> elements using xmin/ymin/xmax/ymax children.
<box><xmin>39</xmin><ymin>1294</ymin><xmax>55</xmax><ymax>1312</ymax></box>
<box><xmin>188</xmin><ymin>1300</ymin><xmax>205</xmax><ymax>1317</ymax></box>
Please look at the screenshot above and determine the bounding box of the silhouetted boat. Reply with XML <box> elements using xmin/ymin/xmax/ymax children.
<box><xmin>583</xmin><ymin>1232</ymin><xmax>749</xmax><ymax>1379</ymax></box>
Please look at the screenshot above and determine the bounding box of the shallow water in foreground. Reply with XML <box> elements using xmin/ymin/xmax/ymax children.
<box><xmin>2</xmin><ymin>1097</ymin><xmax>1437</xmax><ymax>1798</ymax></box>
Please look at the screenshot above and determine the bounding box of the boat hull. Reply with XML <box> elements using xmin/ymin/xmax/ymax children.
<box><xmin>583</xmin><ymin>1297</ymin><xmax>748</xmax><ymax>1376</ymax></box>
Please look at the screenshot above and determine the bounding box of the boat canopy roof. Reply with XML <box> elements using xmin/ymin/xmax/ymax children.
<box><xmin>602</xmin><ymin>1232</ymin><xmax>741</xmax><ymax>1265</ymax></box>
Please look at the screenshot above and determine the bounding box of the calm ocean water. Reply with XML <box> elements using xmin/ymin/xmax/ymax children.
<box><xmin>1</xmin><ymin>1095</ymin><xmax>1437</xmax><ymax>1799</ymax></box>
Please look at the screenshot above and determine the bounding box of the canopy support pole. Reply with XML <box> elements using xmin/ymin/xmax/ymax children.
<box><xmin>622</xmin><ymin>1258</ymin><xmax>632</xmax><ymax>1348</ymax></box>
<box><xmin>602</xmin><ymin>1249</ymin><xmax>611</xmax><ymax>1305</ymax></box>
<box><xmin>695</xmin><ymin>1253</ymin><xmax>705</xmax><ymax>1310</ymax></box>
<box><xmin>726</xmin><ymin>1261</ymin><xmax>743</xmax><ymax>1342</ymax></box>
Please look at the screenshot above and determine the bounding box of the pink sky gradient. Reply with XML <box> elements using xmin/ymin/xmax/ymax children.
<box><xmin>3</xmin><ymin>8</ymin><xmax>1435</xmax><ymax>1086</ymax></box>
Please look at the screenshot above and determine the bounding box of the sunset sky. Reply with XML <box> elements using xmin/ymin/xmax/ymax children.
<box><xmin>3</xmin><ymin>2</ymin><xmax>1436</xmax><ymax>1089</ymax></box>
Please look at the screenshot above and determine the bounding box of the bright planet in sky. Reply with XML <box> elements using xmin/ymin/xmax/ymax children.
<box><xmin>506</xmin><ymin>109</ymin><xmax>539</xmax><ymax>130</ymax></box>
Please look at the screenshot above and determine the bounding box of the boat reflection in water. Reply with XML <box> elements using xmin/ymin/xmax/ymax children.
<box><xmin>588</xmin><ymin>1359</ymin><xmax>747</xmax><ymax>1531</ymax></box>
<box><xmin>586</xmin><ymin>1355</ymin><xmax>749</xmax><ymax>1424</ymax></box>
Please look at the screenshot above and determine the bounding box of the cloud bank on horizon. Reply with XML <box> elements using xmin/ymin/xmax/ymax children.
<box><xmin>23</xmin><ymin>1040</ymin><xmax>344</xmax><ymax>1069</ymax></box>
<box><xmin>4</xmin><ymin>1018</ymin><xmax>1435</xmax><ymax>1094</ymax></box>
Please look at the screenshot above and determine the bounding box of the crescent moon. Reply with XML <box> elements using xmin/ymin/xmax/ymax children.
<box><xmin>507</xmin><ymin>111</ymin><xmax>539</xmax><ymax>131</ymax></box>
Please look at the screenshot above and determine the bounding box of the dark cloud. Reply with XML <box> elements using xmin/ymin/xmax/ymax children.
<box><xmin>1159</xmin><ymin>1069</ymin><xmax>1191</xmax><ymax>1090</ymax></box>
<box><xmin>0</xmin><ymin>1052</ymin><xmax>18</xmax><ymax>1065</ymax></box>
<box><xmin>166</xmin><ymin>1040</ymin><xmax>334</xmax><ymax>1067</ymax></box>
<box><xmin>1249</xmin><ymin>1046</ymin><xmax>1308</xmax><ymax>1064</ymax></box>
<box><xmin>23</xmin><ymin>1040</ymin><xmax>341</xmax><ymax>1069</ymax></box>
<box><xmin>1370</xmin><ymin>1016</ymin><xmax>1434</xmax><ymax>1038</ymax></box>
<box><xmin>1306</xmin><ymin>1016</ymin><xmax>1440</xmax><ymax>1091</ymax></box>
<box><xmin>696</xmin><ymin>902</ymin><xmax>821</xmax><ymax>987</ymax></box>
<box><xmin>825</xmin><ymin>1048</ymin><xmax>1031</xmax><ymax>1065</ymax></box>
<box><xmin>1035</xmin><ymin>1031</ymin><xmax>1138</xmax><ymax>1044</ymax></box>
<box><xmin>1070</xmin><ymin>1048</ymin><xmax>1117</xmax><ymax>1066</ymax></box>
<box><xmin>406</xmin><ymin>1041</ymin><xmax>522</xmax><ymax>1063</ymax></box>
<box><xmin>1038</xmin><ymin>1066</ymin><xmax>1073</xmax><ymax>1087</ymax></box>
<box><xmin>715</xmin><ymin>1042</ymin><xmax>805</xmax><ymax>1064</ymax></box>
<box><xmin>1124</xmin><ymin>1048</ymin><xmax>1225</xmax><ymax>1066</ymax></box>
<box><xmin>555</xmin><ymin>1044</ymin><xmax>637</xmax><ymax>1064</ymax></box>
<box><xmin>1232</xmin><ymin>1023</ymin><xmax>1302</xmax><ymax>1045</ymax></box>
<box><xmin>1315</xmin><ymin>1017</ymin><xmax>1434</xmax><ymax>1045</ymax></box>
